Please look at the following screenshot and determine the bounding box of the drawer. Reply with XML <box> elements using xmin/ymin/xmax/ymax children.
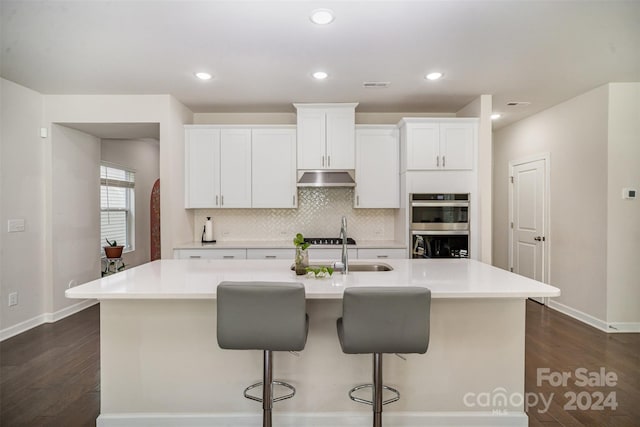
<box><xmin>357</xmin><ymin>248</ymin><xmax>407</xmax><ymax>259</ymax></box>
<box><xmin>246</xmin><ymin>249</ymin><xmax>295</xmax><ymax>260</ymax></box>
<box><xmin>173</xmin><ymin>249</ymin><xmax>247</xmax><ymax>260</ymax></box>
<box><xmin>307</xmin><ymin>248</ymin><xmax>357</xmax><ymax>261</ymax></box>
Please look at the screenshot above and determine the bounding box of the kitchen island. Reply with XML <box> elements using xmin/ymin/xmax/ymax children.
<box><xmin>66</xmin><ymin>258</ymin><xmax>560</xmax><ymax>427</ymax></box>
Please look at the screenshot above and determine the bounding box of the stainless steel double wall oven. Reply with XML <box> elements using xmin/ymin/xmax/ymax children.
<box><xmin>410</xmin><ymin>193</ymin><xmax>470</xmax><ymax>258</ymax></box>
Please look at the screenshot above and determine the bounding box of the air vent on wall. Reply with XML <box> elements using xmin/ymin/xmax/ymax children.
<box><xmin>363</xmin><ymin>81</ymin><xmax>390</xmax><ymax>88</ymax></box>
<box><xmin>506</xmin><ymin>101</ymin><xmax>531</xmax><ymax>107</ymax></box>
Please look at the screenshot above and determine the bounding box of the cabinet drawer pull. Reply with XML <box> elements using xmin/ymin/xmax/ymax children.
<box><xmin>265</xmin><ymin>255</ymin><xmax>277</xmax><ymax>259</ymax></box>
<box><xmin>216</xmin><ymin>195</ymin><xmax>219</xmax><ymax>206</ymax></box>
<box><xmin>322</xmin><ymin>155</ymin><xmax>325</xmax><ymax>167</ymax></box>
<box><xmin>437</xmin><ymin>155</ymin><xmax>440</xmax><ymax>167</ymax></box>
<box><xmin>443</xmin><ymin>156</ymin><xmax>446</xmax><ymax>168</ymax></box>
<box><xmin>377</xmin><ymin>255</ymin><xmax>389</xmax><ymax>259</ymax></box>
<box><xmin>223</xmin><ymin>255</ymin><xmax>234</xmax><ymax>259</ymax></box>
<box><xmin>328</xmin><ymin>156</ymin><xmax>331</xmax><ymax>167</ymax></box>
<box><xmin>189</xmin><ymin>255</ymin><xmax>202</xmax><ymax>259</ymax></box>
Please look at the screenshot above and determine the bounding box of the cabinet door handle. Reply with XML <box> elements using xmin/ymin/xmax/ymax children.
<box><xmin>322</xmin><ymin>155</ymin><xmax>325</xmax><ymax>167</ymax></box>
<box><xmin>328</xmin><ymin>156</ymin><xmax>331</xmax><ymax>167</ymax></box>
<box><xmin>189</xmin><ymin>255</ymin><xmax>202</xmax><ymax>259</ymax></box>
<box><xmin>293</xmin><ymin>194</ymin><xmax>296</xmax><ymax>206</ymax></box>
<box><xmin>356</xmin><ymin>195</ymin><xmax>360</xmax><ymax>206</ymax></box>
<box><xmin>265</xmin><ymin>255</ymin><xmax>277</xmax><ymax>259</ymax></box>
<box><xmin>443</xmin><ymin>156</ymin><xmax>446</xmax><ymax>168</ymax></box>
<box><xmin>216</xmin><ymin>195</ymin><xmax>219</xmax><ymax>206</ymax></box>
<box><xmin>437</xmin><ymin>155</ymin><xmax>440</xmax><ymax>167</ymax></box>
<box><xmin>223</xmin><ymin>255</ymin><xmax>234</xmax><ymax>259</ymax></box>
<box><xmin>377</xmin><ymin>255</ymin><xmax>389</xmax><ymax>259</ymax></box>
<box><xmin>221</xmin><ymin>195</ymin><xmax>224</xmax><ymax>206</ymax></box>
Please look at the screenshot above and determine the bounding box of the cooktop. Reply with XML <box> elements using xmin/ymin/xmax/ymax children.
<box><xmin>303</xmin><ymin>237</ymin><xmax>357</xmax><ymax>245</ymax></box>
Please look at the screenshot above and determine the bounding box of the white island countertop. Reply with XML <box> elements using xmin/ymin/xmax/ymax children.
<box><xmin>66</xmin><ymin>258</ymin><xmax>560</xmax><ymax>300</ymax></box>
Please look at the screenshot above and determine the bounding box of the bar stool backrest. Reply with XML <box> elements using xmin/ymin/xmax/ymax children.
<box><xmin>339</xmin><ymin>287</ymin><xmax>430</xmax><ymax>354</ymax></box>
<box><xmin>217</xmin><ymin>281</ymin><xmax>308</xmax><ymax>351</ymax></box>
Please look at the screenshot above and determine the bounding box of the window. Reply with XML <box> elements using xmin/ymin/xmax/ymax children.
<box><xmin>101</xmin><ymin>163</ymin><xmax>135</xmax><ymax>254</ymax></box>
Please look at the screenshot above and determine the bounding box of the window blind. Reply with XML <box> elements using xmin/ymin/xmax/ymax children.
<box><xmin>101</xmin><ymin>164</ymin><xmax>135</xmax><ymax>251</ymax></box>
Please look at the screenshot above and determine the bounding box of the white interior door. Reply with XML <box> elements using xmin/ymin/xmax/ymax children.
<box><xmin>511</xmin><ymin>158</ymin><xmax>548</xmax><ymax>304</ymax></box>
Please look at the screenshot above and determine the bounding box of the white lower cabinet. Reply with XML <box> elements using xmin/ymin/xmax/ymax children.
<box><xmin>357</xmin><ymin>248</ymin><xmax>407</xmax><ymax>259</ymax></box>
<box><xmin>246</xmin><ymin>249</ymin><xmax>295</xmax><ymax>260</ymax></box>
<box><xmin>307</xmin><ymin>248</ymin><xmax>357</xmax><ymax>261</ymax></box>
<box><xmin>173</xmin><ymin>249</ymin><xmax>247</xmax><ymax>260</ymax></box>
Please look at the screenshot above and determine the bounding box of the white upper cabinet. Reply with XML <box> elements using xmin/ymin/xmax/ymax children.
<box><xmin>185</xmin><ymin>126</ymin><xmax>251</xmax><ymax>208</ymax></box>
<box><xmin>400</xmin><ymin>118</ymin><xmax>477</xmax><ymax>171</ymax></box>
<box><xmin>251</xmin><ymin>128</ymin><xmax>297</xmax><ymax>208</ymax></box>
<box><xmin>185</xmin><ymin>128</ymin><xmax>221</xmax><ymax>208</ymax></box>
<box><xmin>185</xmin><ymin>125</ymin><xmax>297</xmax><ymax>209</ymax></box>
<box><xmin>220</xmin><ymin>129</ymin><xmax>252</xmax><ymax>208</ymax></box>
<box><xmin>295</xmin><ymin>103</ymin><xmax>358</xmax><ymax>170</ymax></box>
<box><xmin>354</xmin><ymin>126</ymin><xmax>399</xmax><ymax>208</ymax></box>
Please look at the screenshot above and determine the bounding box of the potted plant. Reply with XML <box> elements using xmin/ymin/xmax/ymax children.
<box><xmin>104</xmin><ymin>238</ymin><xmax>124</xmax><ymax>259</ymax></box>
<box><xmin>293</xmin><ymin>233</ymin><xmax>310</xmax><ymax>275</ymax></box>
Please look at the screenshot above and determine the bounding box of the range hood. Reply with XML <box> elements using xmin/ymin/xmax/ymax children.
<box><xmin>297</xmin><ymin>170</ymin><xmax>356</xmax><ymax>187</ymax></box>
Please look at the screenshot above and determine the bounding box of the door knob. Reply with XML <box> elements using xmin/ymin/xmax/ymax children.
<box><xmin>534</xmin><ymin>236</ymin><xmax>545</xmax><ymax>242</ymax></box>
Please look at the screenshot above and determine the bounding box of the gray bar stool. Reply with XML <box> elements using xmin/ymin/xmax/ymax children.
<box><xmin>337</xmin><ymin>286</ymin><xmax>431</xmax><ymax>427</ymax></box>
<box><xmin>217</xmin><ymin>281</ymin><xmax>308</xmax><ymax>427</ymax></box>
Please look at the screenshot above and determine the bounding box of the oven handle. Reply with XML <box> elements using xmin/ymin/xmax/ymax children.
<box><xmin>411</xmin><ymin>202</ymin><xmax>469</xmax><ymax>207</ymax></box>
<box><xmin>411</xmin><ymin>230</ymin><xmax>469</xmax><ymax>236</ymax></box>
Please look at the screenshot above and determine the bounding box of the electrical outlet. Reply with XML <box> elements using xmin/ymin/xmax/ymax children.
<box><xmin>8</xmin><ymin>292</ymin><xmax>18</xmax><ymax>307</ymax></box>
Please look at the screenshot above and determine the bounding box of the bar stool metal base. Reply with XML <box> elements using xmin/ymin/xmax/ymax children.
<box><xmin>348</xmin><ymin>384</ymin><xmax>400</xmax><ymax>406</ymax></box>
<box><xmin>241</xmin><ymin>350</ymin><xmax>297</xmax><ymax>427</ymax></box>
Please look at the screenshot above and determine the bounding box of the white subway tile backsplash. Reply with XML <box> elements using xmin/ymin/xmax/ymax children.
<box><xmin>193</xmin><ymin>188</ymin><xmax>395</xmax><ymax>242</ymax></box>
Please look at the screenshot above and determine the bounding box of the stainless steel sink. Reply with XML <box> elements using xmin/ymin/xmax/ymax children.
<box><xmin>347</xmin><ymin>263</ymin><xmax>393</xmax><ymax>272</ymax></box>
<box><xmin>291</xmin><ymin>263</ymin><xmax>393</xmax><ymax>272</ymax></box>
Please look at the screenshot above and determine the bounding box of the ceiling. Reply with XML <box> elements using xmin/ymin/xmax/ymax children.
<box><xmin>1</xmin><ymin>1</ymin><xmax>639</xmax><ymax>128</ymax></box>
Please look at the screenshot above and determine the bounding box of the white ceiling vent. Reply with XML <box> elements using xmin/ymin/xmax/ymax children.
<box><xmin>363</xmin><ymin>81</ymin><xmax>390</xmax><ymax>88</ymax></box>
<box><xmin>506</xmin><ymin>101</ymin><xmax>531</xmax><ymax>107</ymax></box>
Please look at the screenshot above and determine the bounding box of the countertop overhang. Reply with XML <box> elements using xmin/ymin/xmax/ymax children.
<box><xmin>66</xmin><ymin>259</ymin><xmax>561</xmax><ymax>300</ymax></box>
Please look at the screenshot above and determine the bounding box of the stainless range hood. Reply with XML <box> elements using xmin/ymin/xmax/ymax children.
<box><xmin>297</xmin><ymin>170</ymin><xmax>356</xmax><ymax>187</ymax></box>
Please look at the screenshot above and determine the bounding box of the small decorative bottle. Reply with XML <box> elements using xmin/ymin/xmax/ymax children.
<box><xmin>295</xmin><ymin>247</ymin><xmax>309</xmax><ymax>276</ymax></box>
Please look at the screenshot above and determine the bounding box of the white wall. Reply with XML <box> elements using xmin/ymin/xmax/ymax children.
<box><xmin>457</xmin><ymin>95</ymin><xmax>493</xmax><ymax>263</ymax></box>
<box><xmin>606</xmin><ymin>83</ymin><xmax>640</xmax><ymax>325</ymax></box>
<box><xmin>0</xmin><ymin>79</ymin><xmax>46</xmax><ymax>333</ymax></box>
<box><xmin>101</xmin><ymin>138</ymin><xmax>160</xmax><ymax>269</ymax></box>
<box><xmin>51</xmin><ymin>125</ymin><xmax>101</xmax><ymax>313</ymax></box>
<box><xmin>493</xmin><ymin>85</ymin><xmax>610</xmax><ymax>324</ymax></box>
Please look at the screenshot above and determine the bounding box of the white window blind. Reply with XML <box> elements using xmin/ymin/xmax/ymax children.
<box><xmin>101</xmin><ymin>164</ymin><xmax>135</xmax><ymax>252</ymax></box>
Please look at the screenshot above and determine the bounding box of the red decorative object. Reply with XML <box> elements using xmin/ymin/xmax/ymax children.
<box><xmin>150</xmin><ymin>179</ymin><xmax>161</xmax><ymax>261</ymax></box>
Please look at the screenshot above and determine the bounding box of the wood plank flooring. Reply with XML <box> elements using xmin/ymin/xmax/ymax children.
<box><xmin>1</xmin><ymin>301</ymin><xmax>639</xmax><ymax>426</ymax></box>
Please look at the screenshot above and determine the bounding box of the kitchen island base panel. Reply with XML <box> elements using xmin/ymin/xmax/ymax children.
<box><xmin>96</xmin><ymin>411</ymin><xmax>528</xmax><ymax>426</ymax></box>
<box><xmin>100</xmin><ymin>298</ymin><xmax>526</xmax><ymax>417</ymax></box>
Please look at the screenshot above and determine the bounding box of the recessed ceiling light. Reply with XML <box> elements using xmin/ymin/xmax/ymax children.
<box><xmin>491</xmin><ymin>113</ymin><xmax>502</xmax><ymax>120</ymax></box>
<box><xmin>310</xmin><ymin>9</ymin><xmax>335</xmax><ymax>25</ymax></box>
<box><xmin>312</xmin><ymin>71</ymin><xmax>328</xmax><ymax>80</ymax></box>
<box><xmin>195</xmin><ymin>72</ymin><xmax>212</xmax><ymax>81</ymax></box>
<box><xmin>425</xmin><ymin>72</ymin><xmax>444</xmax><ymax>81</ymax></box>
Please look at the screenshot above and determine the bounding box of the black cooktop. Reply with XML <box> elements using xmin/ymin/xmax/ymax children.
<box><xmin>304</xmin><ymin>237</ymin><xmax>357</xmax><ymax>245</ymax></box>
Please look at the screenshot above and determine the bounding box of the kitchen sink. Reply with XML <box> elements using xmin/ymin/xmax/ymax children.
<box><xmin>290</xmin><ymin>262</ymin><xmax>393</xmax><ymax>272</ymax></box>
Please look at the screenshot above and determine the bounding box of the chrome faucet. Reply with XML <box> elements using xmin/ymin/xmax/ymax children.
<box><xmin>338</xmin><ymin>216</ymin><xmax>349</xmax><ymax>274</ymax></box>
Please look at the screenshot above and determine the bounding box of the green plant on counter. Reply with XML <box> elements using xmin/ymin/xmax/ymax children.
<box><xmin>293</xmin><ymin>233</ymin><xmax>310</xmax><ymax>250</ymax></box>
<box><xmin>305</xmin><ymin>266</ymin><xmax>334</xmax><ymax>278</ymax></box>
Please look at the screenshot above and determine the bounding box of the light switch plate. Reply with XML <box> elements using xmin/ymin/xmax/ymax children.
<box><xmin>8</xmin><ymin>219</ymin><xmax>25</xmax><ymax>232</ymax></box>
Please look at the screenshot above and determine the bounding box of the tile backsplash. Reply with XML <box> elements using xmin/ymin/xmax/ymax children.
<box><xmin>193</xmin><ymin>188</ymin><xmax>396</xmax><ymax>242</ymax></box>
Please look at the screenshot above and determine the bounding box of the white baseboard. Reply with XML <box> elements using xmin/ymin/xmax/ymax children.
<box><xmin>0</xmin><ymin>299</ymin><xmax>98</xmax><ymax>341</ymax></box>
<box><xmin>546</xmin><ymin>300</ymin><xmax>640</xmax><ymax>333</ymax></box>
<box><xmin>547</xmin><ymin>300</ymin><xmax>609</xmax><ymax>332</ymax></box>
<box><xmin>97</xmin><ymin>411</ymin><xmax>528</xmax><ymax>427</ymax></box>
<box><xmin>606</xmin><ymin>322</ymin><xmax>640</xmax><ymax>333</ymax></box>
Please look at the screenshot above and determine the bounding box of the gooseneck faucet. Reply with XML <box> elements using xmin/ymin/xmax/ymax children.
<box><xmin>339</xmin><ymin>216</ymin><xmax>349</xmax><ymax>274</ymax></box>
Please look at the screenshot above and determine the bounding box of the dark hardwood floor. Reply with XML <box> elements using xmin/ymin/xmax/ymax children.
<box><xmin>1</xmin><ymin>304</ymin><xmax>100</xmax><ymax>427</ymax></box>
<box><xmin>1</xmin><ymin>301</ymin><xmax>638</xmax><ymax>426</ymax></box>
